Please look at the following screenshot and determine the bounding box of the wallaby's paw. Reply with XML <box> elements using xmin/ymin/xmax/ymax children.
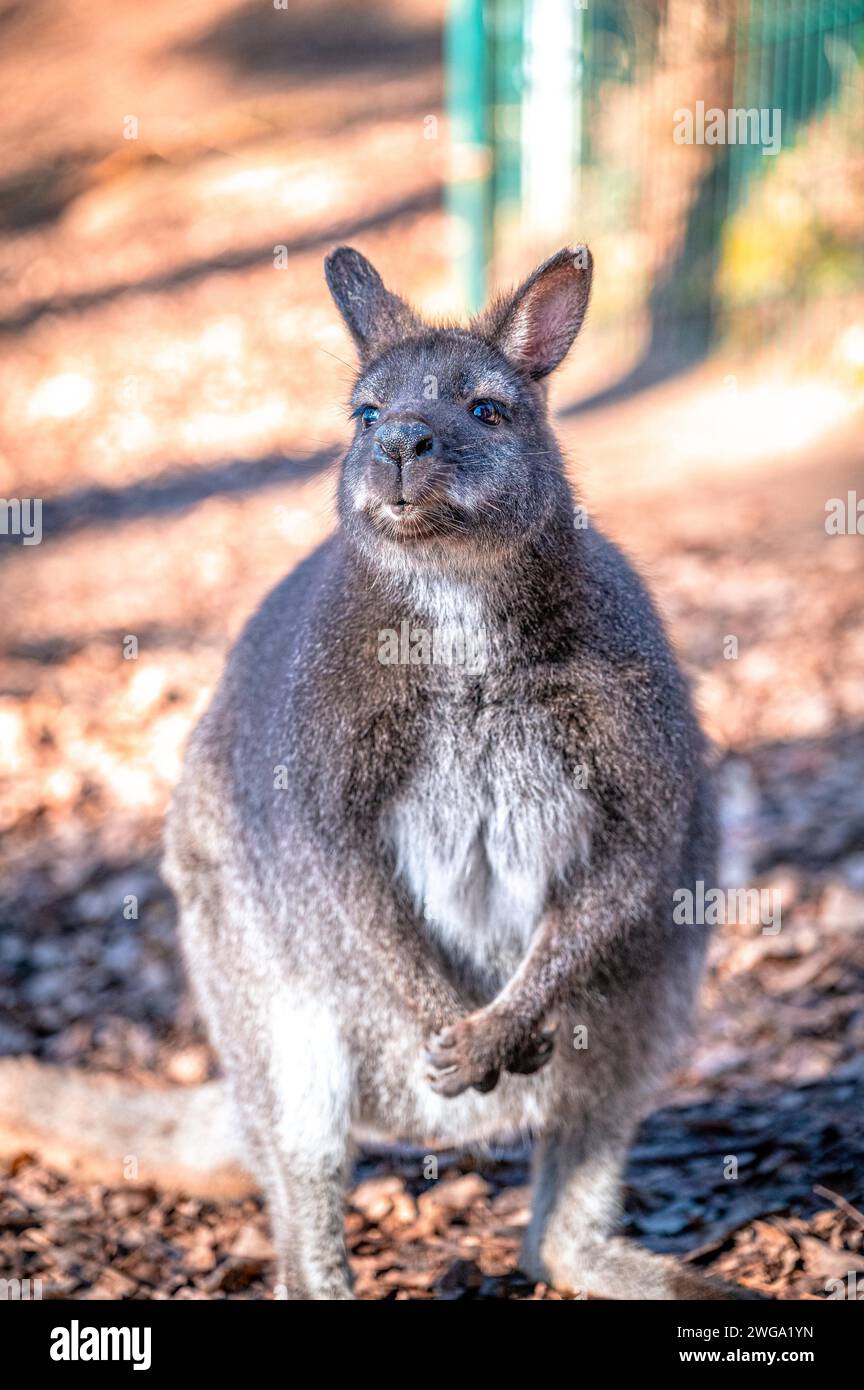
<box><xmin>504</xmin><ymin>1020</ymin><xmax>558</xmax><ymax>1075</ymax></box>
<box><xmin>424</xmin><ymin>1009</ymin><xmax>555</xmax><ymax>1097</ymax></box>
<box><xmin>425</xmin><ymin>1014</ymin><xmax>501</xmax><ymax>1096</ymax></box>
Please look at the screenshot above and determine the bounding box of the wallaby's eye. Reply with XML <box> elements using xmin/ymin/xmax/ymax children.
<box><xmin>357</xmin><ymin>405</ymin><xmax>380</xmax><ymax>428</ymax></box>
<box><xmin>471</xmin><ymin>400</ymin><xmax>504</xmax><ymax>426</ymax></box>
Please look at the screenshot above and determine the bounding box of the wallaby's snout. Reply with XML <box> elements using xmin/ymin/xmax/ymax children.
<box><xmin>369</xmin><ymin>414</ymin><xmax>438</xmax><ymax>522</ymax></box>
<box><xmin>371</xmin><ymin>414</ymin><xmax>437</xmax><ymax>516</ymax></box>
<box><xmin>373</xmin><ymin>415</ymin><xmax>435</xmax><ymax>469</ymax></box>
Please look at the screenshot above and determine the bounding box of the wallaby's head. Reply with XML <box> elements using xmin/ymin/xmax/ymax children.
<box><xmin>325</xmin><ymin>245</ymin><xmax>592</xmax><ymax>574</ymax></box>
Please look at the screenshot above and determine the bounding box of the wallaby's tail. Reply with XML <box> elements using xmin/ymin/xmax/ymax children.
<box><xmin>0</xmin><ymin>1057</ymin><xmax>253</xmax><ymax>1196</ymax></box>
<box><xmin>544</xmin><ymin>1238</ymin><xmax>769</xmax><ymax>1301</ymax></box>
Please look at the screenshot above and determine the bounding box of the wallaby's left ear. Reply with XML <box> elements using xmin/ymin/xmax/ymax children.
<box><xmin>324</xmin><ymin>246</ymin><xmax>422</xmax><ymax>361</ymax></box>
<box><xmin>485</xmin><ymin>246</ymin><xmax>593</xmax><ymax>379</ymax></box>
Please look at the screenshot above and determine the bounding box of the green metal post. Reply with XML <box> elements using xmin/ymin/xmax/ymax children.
<box><xmin>446</xmin><ymin>0</ymin><xmax>493</xmax><ymax>312</ymax></box>
<box><xmin>490</xmin><ymin>0</ymin><xmax>524</xmax><ymax>218</ymax></box>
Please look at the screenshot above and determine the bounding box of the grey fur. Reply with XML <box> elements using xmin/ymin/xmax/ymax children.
<box><xmin>163</xmin><ymin>246</ymin><xmax>717</xmax><ymax>1300</ymax></box>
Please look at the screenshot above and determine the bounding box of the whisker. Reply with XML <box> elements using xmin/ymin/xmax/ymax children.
<box><xmin>317</xmin><ymin>347</ymin><xmax>358</xmax><ymax>372</ymax></box>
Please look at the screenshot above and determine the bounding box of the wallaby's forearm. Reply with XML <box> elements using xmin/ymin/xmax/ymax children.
<box><xmin>425</xmin><ymin>849</ymin><xmax>672</xmax><ymax>1097</ymax></box>
<box><xmin>310</xmin><ymin>852</ymin><xmax>470</xmax><ymax>1031</ymax></box>
<box><xmin>492</xmin><ymin>851</ymin><xmax>664</xmax><ymax>1027</ymax></box>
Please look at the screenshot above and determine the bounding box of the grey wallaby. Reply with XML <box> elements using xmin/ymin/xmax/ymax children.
<box><xmin>161</xmin><ymin>245</ymin><xmax>726</xmax><ymax>1300</ymax></box>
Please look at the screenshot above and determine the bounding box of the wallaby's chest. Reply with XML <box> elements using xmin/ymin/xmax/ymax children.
<box><xmin>383</xmin><ymin>698</ymin><xmax>592</xmax><ymax>978</ymax></box>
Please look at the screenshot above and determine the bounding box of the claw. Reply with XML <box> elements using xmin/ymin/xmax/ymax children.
<box><xmin>426</xmin><ymin>1061</ymin><xmax>458</xmax><ymax>1077</ymax></box>
<box><xmin>425</xmin><ymin>1043</ymin><xmax>457</xmax><ymax>1070</ymax></box>
<box><xmin>428</xmin><ymin>1070</ymin><xmax>471</xmax><ymax>1097</ymax></box>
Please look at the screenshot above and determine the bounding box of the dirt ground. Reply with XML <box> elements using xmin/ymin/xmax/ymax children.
<box><xmin>1</xmin><ymin>0</ymin><xmax>864</xmax><ymax>1300</ymax></box>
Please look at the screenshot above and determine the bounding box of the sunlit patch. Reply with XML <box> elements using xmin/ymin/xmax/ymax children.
<box><xmin>147</xmin><ymin>713</ymin><xmax>189</xmax><ymax>783</ymax></box>
<box><xmin>683</xmin><ymin>379</ymin><xmax>858</xmax><ymax>461</ymax></box>
<box><xmin>198</xmin><ymin>318</ymin><xmax>246</xmax><ymax>359</ymax></box>
<box><xmin>200</xmin><ymin>165</ymin><xmax>339</xmax><ymax>217</ymax></box>
<box><xmin>205</xmin><ymin>165</ymin><xmax>285</xmax><ymax>197</ymax></box>
<box><xmin>114</xmin><ymin>412</ymin><xmax>157</xmax><ymax>454</ymax></box>
<box><xmin>180</xmin><ymin>400</ymin><xmax>287</xmax><ymax>448</ymax></box>
<box><xmin>125</xmin><ymin>665</ymin><xmax>169</xmax><ymax>716</ymax></box>
<box><xmin>199</xmin><ymin>550</ymin><xmax>228</xmax><ymax>586</ymax></box>
<box><xmin>839</xmin><ymin>326</ymin><xmax>864</xmax><ymax>370</ymax></box>
<box><xmin>43</xmin><ymin>767</ymin><xmax>79</xmax><ymax>804</ymax></box>
<box><xmin>99</xmin><ymin>762</ymin><xmax>160</xmax><ymax>810</ymax></box>
<box><xmin>27</xmin><ymin>372</ymin><xmax>95</xmax><ymax>421</ymax></box>
<box><xmin>277</xmin><ymin>171</ymin><xmax>337</xmax><ymax>212</ymax></box>
<box><xmin>274</xmin><ymin>505</ymin><xmax>316</xmax><ymax>541</ymax></box>
<box><xmin>0</xmin><ymin>703</ymin><xmax>26</xmax><ymax>773</ymax></box>
<box><xmin>152</xmin><ymin>342</ymin><xmax>194</xmax><ymax>375</ymax></box>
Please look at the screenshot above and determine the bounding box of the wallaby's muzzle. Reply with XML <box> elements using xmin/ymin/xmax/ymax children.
<box><xmin>364</xmin><ymin>412</ymin><xmax>444</xmax><ymax>530</ymax></box>
<box><xmin>373</xmin><ymin>416</ymin><xmax>434</xmax><ymax>466</ymax></box>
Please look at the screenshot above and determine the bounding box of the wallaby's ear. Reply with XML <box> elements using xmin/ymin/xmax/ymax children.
<box><xmin>324</xmin><ymin>246</ymin><xmax>421</xmax><ymax>361</ymax></box>
<box><xmin>485</xmin><ymin>246</ymin><xmax>593</xmax><ymax>379</ymax></box>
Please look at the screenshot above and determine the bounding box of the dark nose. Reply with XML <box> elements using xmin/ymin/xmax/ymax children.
<box><xmin>373</xmin><ymin>418</ymin><xmax>434</xmax><ymax>466</ymax></box>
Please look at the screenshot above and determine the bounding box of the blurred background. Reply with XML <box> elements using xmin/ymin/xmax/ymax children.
<box><xmin>0</xmin><ymin>0</ymin><xmax>863</xmax><ymax>1300</ymax></box>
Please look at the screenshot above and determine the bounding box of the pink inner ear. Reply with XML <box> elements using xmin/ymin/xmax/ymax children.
<box><xmin>531</xmin><ymin>283</ymin><xmax>579</xmax><ymax>356</ymax></box>
<box><xmin>500</xmin><ymin>259</ymin><xmax>590</xmax><ymax>376</ymax></box>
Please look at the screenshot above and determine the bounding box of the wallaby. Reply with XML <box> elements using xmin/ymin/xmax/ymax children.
<box><xmin>0</xmin><ymin>247</ymin><xmax>747</xmax><ymax>1300</ymax></box>
<box><xmin>158</xmin><ymin>244</ymin><xmax>727</xmax><ymax>1301</ymax></box>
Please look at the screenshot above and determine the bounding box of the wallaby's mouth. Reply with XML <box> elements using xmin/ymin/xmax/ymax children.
<box><xmin>383</xmin><ymin>500</ymin><xmax>411</xmax><ymax>519</ymax></box>
<box><xmin>370</xmin><ymin>496</ymin><xmax>464</xmax><ymax>545</ymax></box>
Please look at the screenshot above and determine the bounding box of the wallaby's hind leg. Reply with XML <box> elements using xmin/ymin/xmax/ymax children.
<box><xmin>237</xmin><ymin>1092</ymin><xmax>354</xmax><ymax>1301</ymax></box>
<box><xmin>184</xmin><ymin>909</ymin><xmax>356</xmax><ymax>1299</ymax></box>
<box><xmin>523</xmin><ymin>1124</ymin><xmax>758</xmax><ymax>1300</ymax></box>
<box><xmin>522</xmin><ymin>1122</ymin><xmax>632</xmax><ymax>1296</ymax></box>
<box><xmin>216</xmin><ymin>984</ymin><xmax>355</xmax><ymax>1300</ymax></box>
<box><xmin>269</xmin><ymin>1164</ymin><xmax>353</xmax><ymax>1301</ymax></box>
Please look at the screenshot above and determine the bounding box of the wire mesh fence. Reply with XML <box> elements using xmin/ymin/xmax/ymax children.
<box><xmin>447</xmin><ymin>0</ymin><xmax>864</xmax><ymax>364</ymax></box>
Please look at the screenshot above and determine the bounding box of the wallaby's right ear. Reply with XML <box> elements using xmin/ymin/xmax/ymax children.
<box><xmin>324</xmin><ymin>246</ymin><xmax>421</xmax><ymax>361</ymax></box>
<box><xmin>484</xmin><ymin>246</ymin><xmax>593</xmax><ymax>379</ymax></box>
